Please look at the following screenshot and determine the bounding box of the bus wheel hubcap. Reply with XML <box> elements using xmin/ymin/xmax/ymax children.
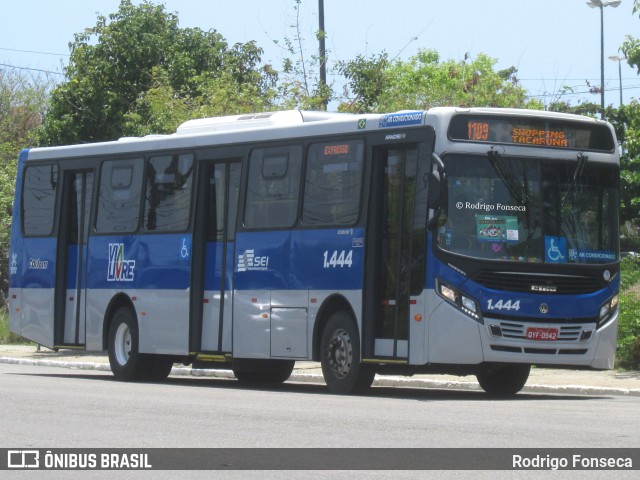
<box><xmin>114</xmin><ymin>323</ymin><xmax>132</xmax><ymax>366</ymax></box>
<box><xmin>327</xmin><ymin>328</ymin><xmax>352</xmax><ymax>379</ymax></box>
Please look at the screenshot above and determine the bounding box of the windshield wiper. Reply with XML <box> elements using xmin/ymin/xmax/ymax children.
<box><xmin>487</xmin><ymin>146</ymin><xmax>527</xmax><ymax>204</ymax></box>
<box><xmin>573</xmin><ymin>152</ymin><xmax>588</xmax><ymax>182</ymax></box>
<box><xmin>562</xmin><ymin>152</ymin><xmax>589</xmax><ymax>204</ymax></box>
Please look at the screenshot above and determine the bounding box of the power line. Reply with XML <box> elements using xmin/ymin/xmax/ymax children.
<box><xmin>527</xmin><ymin>83</ymin><xmax>640</xmax><ymax>99</ymax></box>
<box><xmin>0</xmin><ymin>62</ymin><xmax>64</xmax><ymax>76</ymax></box>
<box><xmin>0</xmin><ymin>46</ymin><xmax>69</xmax><ymax>57</ymax></box>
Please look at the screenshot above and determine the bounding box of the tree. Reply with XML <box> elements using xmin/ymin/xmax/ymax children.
<box><xmin>40</xmin><ymin>0</ymin><xmax>277</xmax><ymax>145</ymax></box>
<box><xmin>274</xmin><ymin>0</ymin><xmax>332</xmax><ymax>110</ymax></box>
<box><xmin>605</xmin><ymin>102</ymin><xmax>640</xmax><ymax>228</ymax></box>
<box><xmin>622</xmin><ymin>1</ymin><xmax>640</xmax><ymax>73</ymax></box>
<box><xmin>337</xmin><ymin>50</ymin><xmax>543</xmax><ymax>113</ymax></box>
<box><xmin>0</xmin><ymin>68</ymin><xmax>50</xmax><ymax>302</ymax></box>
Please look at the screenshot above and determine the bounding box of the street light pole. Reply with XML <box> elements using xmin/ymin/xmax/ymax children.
<box><xmin>609</xmin><ymin>55</ymin><xmax>626</xmax><ymax>106</ymax></box>
<box><xmin>587</xmin><ymin>0</ymin><xmax>621</xmax><ymax>118</ymax></box>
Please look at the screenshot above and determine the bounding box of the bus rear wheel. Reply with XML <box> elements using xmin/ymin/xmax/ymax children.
<box><xmin>476</xmin><ymin>363</ymin><xmax>531</xmax><ymax>396</ymax></box>
<box><xmin>320</xmin><ymin>312</ymin><xmax>375</xmax><ymax>394</ymax></box>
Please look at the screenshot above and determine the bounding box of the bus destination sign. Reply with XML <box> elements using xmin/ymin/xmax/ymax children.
<box><xmin>449</xmin><ymin>114</ymin><xmax>615</xmax><ymax>152</ymax></box>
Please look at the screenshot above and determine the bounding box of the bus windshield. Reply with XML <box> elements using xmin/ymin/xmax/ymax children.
<box><xmin>437</xmin><ymin>153</ymin><xmax>619</xmax><ymax>265</ymax></box>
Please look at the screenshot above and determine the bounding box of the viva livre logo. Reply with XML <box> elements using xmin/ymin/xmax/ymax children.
<box><xmin>107</xmin><ymin>243</ymin><xmax>135</xmax><ymax>282</ymax></box>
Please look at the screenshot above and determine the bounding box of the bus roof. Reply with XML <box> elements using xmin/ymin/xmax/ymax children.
<box><xmin>22</xmin><ymin>107</ymin><xmax>615</xmax><ymax>162</ymax></box>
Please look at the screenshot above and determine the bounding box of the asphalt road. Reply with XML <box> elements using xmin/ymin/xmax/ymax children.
<box><xmin>1</xmin><ymin>363</ymin><xmax>639</xmax><ymax>479</ymax></box>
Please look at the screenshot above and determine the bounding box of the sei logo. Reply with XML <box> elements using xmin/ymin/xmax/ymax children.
<box><xmin>237</xmin><ymin>249</ymin><xmax>269</xmax><ymax>272</ymax></box>
<box><xmin>323</xmin><ymin>250</ymin><xmax>353</xmax><ymax>268</ymax></box>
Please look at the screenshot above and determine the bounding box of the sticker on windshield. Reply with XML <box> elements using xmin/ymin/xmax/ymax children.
<box><xmin>569</xmin><ymin>249</ymin><xmax>616</xmax><ymax>263</ymax></box>
<box><xmin>545</xmin><ymin>236</ymin><xmax>567</xmax><ymax>263</ymax></box>
<box><xmin>476</xmin><ymin>215</ymin><xmax>519</xmax><ymax>243</ymax></box>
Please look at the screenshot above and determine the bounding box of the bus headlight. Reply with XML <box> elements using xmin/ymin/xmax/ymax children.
<box><xmin>437</xmin><ymin>280</ymin><xmax>482</xmax><ymax>323</ymax></box>
<box><xmin>598</xmin><ymin>294</ymin><xmax>619</xmax><ymax>328</ymax></box>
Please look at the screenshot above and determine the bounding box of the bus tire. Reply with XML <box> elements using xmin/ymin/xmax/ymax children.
<box><xmin>320</xmin><ymin>311</ymin><xmax>375</xmax><ymax>395</ymax></box>
<box><xmin>108</xmin><ymin>307</ymin><xmax>149</xmax><ymax>382</ymax></box>
<box><xmin>141</xmin><ymin>355</ymin><xmax>174</xmax><ymax>382</ymax></box>
<box><xmin>232</xmin><ymin>359</ymin><xmax>295</xmax><ymax>385</ymax></box>
<box><xmin>476</xmin><ymin>363</ymin><xmax>531</xmax><ymax>396</ymax></box>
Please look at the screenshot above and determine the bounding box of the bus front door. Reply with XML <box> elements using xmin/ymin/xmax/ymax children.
<box><xmin>55</xmin><ymin>170</ymin><xmax>94</xmax><ymax>347</ymax></box>
<box><xmin>365</xmin><ymin>146</ymin><xmax>428</xmax><ymax>360</ymax></box>
<box><xmin>191</xmin><ymin>161</ymin><xmax>241</xmax><ymax>354</ymax></box>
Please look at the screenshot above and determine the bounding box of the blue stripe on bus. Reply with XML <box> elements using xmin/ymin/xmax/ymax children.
<box><xmin>234</xmin><ymin>228</ymin><xmax>365</xmax><ymax>290</ymax></box>
<box><xmin>87</xmin><ymin>234</ymin><xmax>192</xmax><ymax>290</ymax></box>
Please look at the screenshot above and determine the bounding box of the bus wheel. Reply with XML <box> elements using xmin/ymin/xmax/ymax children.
<box><xmin>320</xmin><ymin>312</ymin><xmax>375</xmax><ymax>394</ymax></box>
<box><xmin>476</xmin><ymin>363</ymin><xmax>531</xmax><ymax>396</ymax></box>
<box><xmin>108</xmin><ymin>307</ymin><xmax>148</xmax><ymax>382</ymax></box>
<box><xmin>141</xmin><ymin>355</ymin><xmax>174</xmax><ymax>382</ymax></box>
<box><xmin>232</xmin><ymin>359</ymin><xmax>295</xmax><ymax>385</ymax></box>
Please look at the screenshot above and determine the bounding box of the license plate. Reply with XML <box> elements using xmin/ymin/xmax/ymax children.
<box><xmin>526</xmin><ymin>327</ymin><xmax>558</xmax><ymax>341</ymax></box>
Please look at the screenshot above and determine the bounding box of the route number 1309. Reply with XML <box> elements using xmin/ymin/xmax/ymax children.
<box><xmin>323</xmin><ymin>250</ymin><xmax>353</xmax><ymax>268</ymax></box>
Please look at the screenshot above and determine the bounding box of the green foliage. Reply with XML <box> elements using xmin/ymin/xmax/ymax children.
<box><xmin>337</xmin><ymin>50</ymin><xmax>543</xmax><ymax>113</ymax></box>
<box><xmin>619</xmin><ymin>258</ymin><xmax>640</xmax><ymax>369</ymax></box>
<box><xmin>0</xmin><ymin>69</ymin><xmax>49</xmax><ymax>302</ymax></box>
<box><xmin>0</xmin><ymin>306</ymin><xmax>28</xmax><ymax>344</ymax></box>
<box><xmin>621</xmin><ymin>1</ymin><xmax>640</xmax><ymax>73</ymax></box>
<box><xmin>604</xmin><ymin>102</ymin><xmax>640</xmax><ymax>227</ymax></box>
<box><xmin>40</xmin><ymin>0</ymin><xmax>276</xmax><ymax>144</ymax></box>
<box><xmin>273</xmin><ymin>0</ymin><xmax>332</xmax><ymax>110</ymax></box>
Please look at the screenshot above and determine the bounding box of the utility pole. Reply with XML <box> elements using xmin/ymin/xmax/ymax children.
<box><xmin>318</xmin><ymin>0</ymin><xmax>327</xmax><ymax>110</ymax></box>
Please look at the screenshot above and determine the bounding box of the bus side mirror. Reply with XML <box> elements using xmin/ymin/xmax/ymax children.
<box><xmin>427</xmin><ymin>153</ymin><xmax>447</xmax><ymax>230</ymax></box>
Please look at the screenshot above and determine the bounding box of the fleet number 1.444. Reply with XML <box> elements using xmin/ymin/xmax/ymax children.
<box><xmin>323</xmin><ymin>250</ymin><xmax>353</xmax><ymax>268</ymax></box>
<box><xmin>486</xmin><ymin>299</ymin><xmax>521</xmax><ymax>311</ymax></box>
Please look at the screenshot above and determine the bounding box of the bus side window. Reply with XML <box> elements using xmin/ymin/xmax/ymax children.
<box><xmin>22</xmin><ymin>163</ymin><xmax>59</xmax><ymax>236</ymax></box>
<box><xmin>96</xmin><ymin>158</ymin><xmax>144</xmax><ymax>233</ymax></box>
<box><xmin>303</xmin><ymin>140</ymin><xmax>364</xmax><ymax>226</ymax></box>
<box><xmin>244</xmin><ymin>146</ymin><xmax>302</xmax><ymax>228</ymax></box>
<box><xmin>143</xmin><ymin>153</ymin><xmax>194</xmax><ymax>232</ymax></box>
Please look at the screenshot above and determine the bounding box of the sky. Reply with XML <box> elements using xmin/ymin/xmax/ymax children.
<box><xmin>0</xmin><ymin>0</ymin><xmax>638</xmax><ymax>110</ymax></box>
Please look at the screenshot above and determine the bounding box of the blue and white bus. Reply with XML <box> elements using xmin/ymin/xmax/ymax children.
<box><xmin>8</xmin><ymin>107</ymin><xmax>620</xmax><ymax>395</ymax></box>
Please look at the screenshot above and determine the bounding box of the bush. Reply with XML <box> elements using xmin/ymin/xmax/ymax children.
<box><xmin>0</xmin><ymin>307</ymin><xmax>28</xmax><ymax>344</ymax></box>
<box><xmin>618</xmin><ymin>258</ymin><xmax>640</xmax><ymax>369</ymax></box>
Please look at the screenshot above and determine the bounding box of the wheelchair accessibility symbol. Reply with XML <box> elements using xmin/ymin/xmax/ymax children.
<box><xmin>545</xmin><ymin>236</ymin><xmax>567</xmax><ymax>263</ymax></box>
<box><xmin>180</xmin><ymin>237</ymin><xmax>191</xmax><ymax>260</ymax></box>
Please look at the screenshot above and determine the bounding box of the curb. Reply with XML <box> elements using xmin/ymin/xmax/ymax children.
<box><xmin>2</xmin><ymin>356</ymin><xmax>639</xmax><ymax>397</ymax></box>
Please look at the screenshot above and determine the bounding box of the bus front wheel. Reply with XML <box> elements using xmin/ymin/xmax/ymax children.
<box><xmin>476</xmin><ymin>363</ymin><xmax>531</xmax><ymax>396</ymax></box>
<box><xmin>320</xmin><ymin>312</ymin><xmax>375</xmax><ymax>394</ymax></box>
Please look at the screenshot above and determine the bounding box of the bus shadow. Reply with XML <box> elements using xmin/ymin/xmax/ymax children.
<box><xmin>9</xmin><ymin>370</ymin><xmax>610</xmax><ymax>402</ymax></box>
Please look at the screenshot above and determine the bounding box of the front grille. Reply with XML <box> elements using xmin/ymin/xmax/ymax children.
<box><xmin>487</xmin><ymin>318</ymin><xmax>593</xmax><ymax>357</ymax></box>
<box><xmin>471</xmin><ymin>271</ymin><xmax>605</xmax><ymax>294</ymax></box>
<box><xmin>486</xmin><ymin>312</ymin><xmax>598</xmax><ymax>324</ymax></box>
<box><xmin>490</xmin><ymin>346</ymin><xmax>588</xmax><ymax>356</ymax></box>
<box><xmin>498</xmin><ymin>322</ymin><xmax>585</xmax><ymax>341</ymax></box>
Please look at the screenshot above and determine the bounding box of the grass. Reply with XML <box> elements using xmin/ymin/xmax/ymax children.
<box><xmin>0</xmin><ymin>306</ymin><xmax>30</xmax><ymax>344</ymax></box>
